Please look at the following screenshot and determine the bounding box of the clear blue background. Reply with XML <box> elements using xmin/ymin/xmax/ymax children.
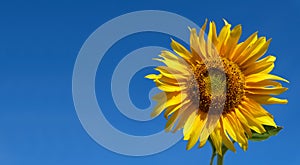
<box><xmin>0</xmin><ymin>0</ymin><xmax>299</xmax><ymax>164</ymax></box>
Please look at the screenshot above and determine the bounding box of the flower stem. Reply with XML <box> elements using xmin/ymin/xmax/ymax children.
<box><xmin>209</xmin><ymin>138</ymin><xmax>229</xmax><ymax>165</ymax></box>
<box><xmin>209</xmin><ymin>138</ymin><xmax>216</xmax><ymax>165</ymax></box>
<box><xmin>209</xmin><ymin>148</ymin><xmax>216</xmax><ymax>165</ymax></box>
<box><xmin>217</xmin><ymin>144</ymin><xmax>229</xmax><ymax>165</ymax></box>
<box><xmin>217</xmin><ymin>154</ymin><xmax>224</xmax><ymax>165</ymax></box>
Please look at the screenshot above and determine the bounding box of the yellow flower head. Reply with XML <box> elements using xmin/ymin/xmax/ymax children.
<box><xmin>146</xmin><ymin>19</ymin><xmax>288</xmax><ymax>155</ymax></box>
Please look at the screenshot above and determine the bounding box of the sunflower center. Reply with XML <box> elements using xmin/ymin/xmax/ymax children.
<box><xmin>188</xmin><ymin>58</ymin><xmax>245</xmax><ymax>114</ymax></box>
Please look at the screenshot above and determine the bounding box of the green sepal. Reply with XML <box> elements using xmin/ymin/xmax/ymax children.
<box><xmin>249</xmin><ymin>125</ymin><xmax>283</xmax><ymax>142</ymax></box>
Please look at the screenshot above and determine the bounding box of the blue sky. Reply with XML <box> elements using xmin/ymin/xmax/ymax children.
<box><xmin>0</xmin><ymin>0</ymin><xmax>299</xmax><ymax>164</ymax></box>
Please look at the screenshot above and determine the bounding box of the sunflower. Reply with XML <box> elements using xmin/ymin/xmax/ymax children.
<box><xmin>145</xmin><ymin>20</ymin><xmax>288</xmax><ymax>155</ymax></box>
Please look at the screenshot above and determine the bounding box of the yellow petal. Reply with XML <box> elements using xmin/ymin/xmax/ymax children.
<box><xmin>186</xmin><ymin>114</ymin><xmax>201</xmax><ymax>150</ymax></box>
<box><xmin>186</xmin><ymin>113</ymin><xmax>207</xmax><ymax>150</ymax></box>
<box><xmin>144</xmin><ymin>74</ymin><xmax>162</xmax><ymax>80</ymax></box>
<box><xmin>210</xmin><ymin>125</ymin><xmax>223</xmax><ymax>155</ymax></box>
<box><xmin>220</xmin><ymin>118</ymin><xmax>236</xmax><ymax>152</ymax></box>
<box><xmin>207</xmin><ymin>21</ymin><xmax>219</xmax><ymax>57</ymax></box>
<box><xmin>183</xmin><ymin>110</ymin><xmax>198</xmax><ymax>140</ymax></box>
<box><xmin>159</xmin><ymin>50</ymin><xmax>190</xmax><ymax>68</ymax></box>
<box><xmin>170</xmin><ymin>43</ymin><xmax>186</xmax><ymax>57</ymax></box>
<box><xmin>232</xmin><ymin>32</ymin><xmax>258</xmax><ymax>62</ymax></box>
<box><xmin>235</xmin><ymin>109</ymin><xmax>252</xmax><ymax>133</ymax></box>
<box><xmin>256</xmin><ymin>115</ymin><xmax>277</xmax><ymax>127</ymax></box>
<box><xmin>246</xmin><ymin>94</ymin><xmax>288</xmax><ymax>104</ymax></box>
<box><xmin>227</xmin><ymin>112</ymin><xmax>248</xmax><ymax>145</ymax></box>
<box><xmin>170</xmin><ymin>39</ymin><xmax>196</xmax><ymax>64</ymax></box>
<box><xmin>151</xmin><ymin>92</ymin><xmax>187</xmax><ymax>117</ymax></box>
<box><xmin>245</xmin><ymin>87</ymin><xmax>288</xmax><ymax>95</ymax></box>
<box><xmin>244</xmin><ymin>98</ymin><xmax>273</xmax><ymax>117</ymax></box>
<box><xmin>222</xmin><ymin>113</ymin><xmax>238</xmax><ymax>142</ymax></box>
<box><xmin>172</xmin><ymin>105</ymin><xmax>195</xmax><ymax>132</ymax></box>
<box><xmin>157</xmin><ymin>75</ymin><xmax>186</xmax><ymax>86</ymax></box>
<box><xmin>234</xmin><ymin>108</ymin><xmax>252</xmax><ymax>138</ymax></box>
<box><xmin>171</xmin><ymin>39</ymin><xmax>201</xmax><ymax>65</ymax></box>
<box><xmin>159</xmin><ymin>50</ymin><xmax>182</xmax><ymax>61</ymax></box>
<box><xmin>238</xmin><ymin>105</ymin><xmax>266</xmax><ymax>134</ymax></box>
<box><xmin>225</xmin><ymin>24</ymin><xmax>242</xmax><ymax>59</ymax></box>
<box><xmin>154</xmin><ymin>57</ymin><xmax>188</xmax><ymax>72</ymax></box>
<box><xmin>189</xmin><ymin>28</ymin><xmax>201</xmax><ymax>58</ymax></box>
<box><xmin>242</xmin><ymin>99</ymin><xmax>276</xmax><ymax>127</ymax></box>
<box><xmin>164</xmin><ymin>99</ymin><xmax>190</xmax><ymax>118</ymax></box>
<box><xmin>152</xmin><ymin>91</ymin><xmax>168</xmax><ymax>101</ymax></box>
<box><xmin>165</xmin><ymin>110</ymin><xmax>180</xmax><ymax>132</ymax></box>
<box><xmin>235</xmin><ymin>37</ymin><xmax>265</xmax><ymax>65</ymax></box>
<box><xmin>156</xmin><ymin>82</ymin><xmax>186</xmax><ymax>92</ymax></box>
<box><xmin>165</xmin><ymin>101</ymin><xmax>194</xmax><ymax>132</ymax></box>
<box><xmin>209</xmin><ymin>21</ymin><xmax>218</xmax><ymax>46</ymax></box>
<box><xmin>243</xmin><ymin>55</ymin><xmax>276</xmax><ymax>75</ymax></box>
<box><xmin>155</xmin><ymin>66</ymin><xmax>188</xmax><ymax>80</ymax></box>
<box><xmin>246</xmin><ymin>74</ymin><xmax>289</xmax><ymax>83</ymax></box>
<box><xmin>198</xmin><ymin>137</ymin><xmax>208</xmax><ymax>148</ymax></box>
<box><xmin>217</xmin><ymin>22</ymin><xmax>231</xmax><ymax>54</ymax></box>
<box><xmin>198</xmin><ymin>19</ymin><xmax>208</xmax><ymax>58</ymax></box>
<box><xmin>241</xmin><ymin>39</ymin><xmax>272</xmax><ymax>68</ymax></box>
<box><xmin>246</xmin><ymin>79</ymin><xmax>282</xmax><ymax>88</ymax></box>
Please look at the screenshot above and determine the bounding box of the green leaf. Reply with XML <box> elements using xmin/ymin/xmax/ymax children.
<box><xmin>249</xmin><ymin>125</ymin><xmax>283</xmax><ymax>142</ymax></box>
